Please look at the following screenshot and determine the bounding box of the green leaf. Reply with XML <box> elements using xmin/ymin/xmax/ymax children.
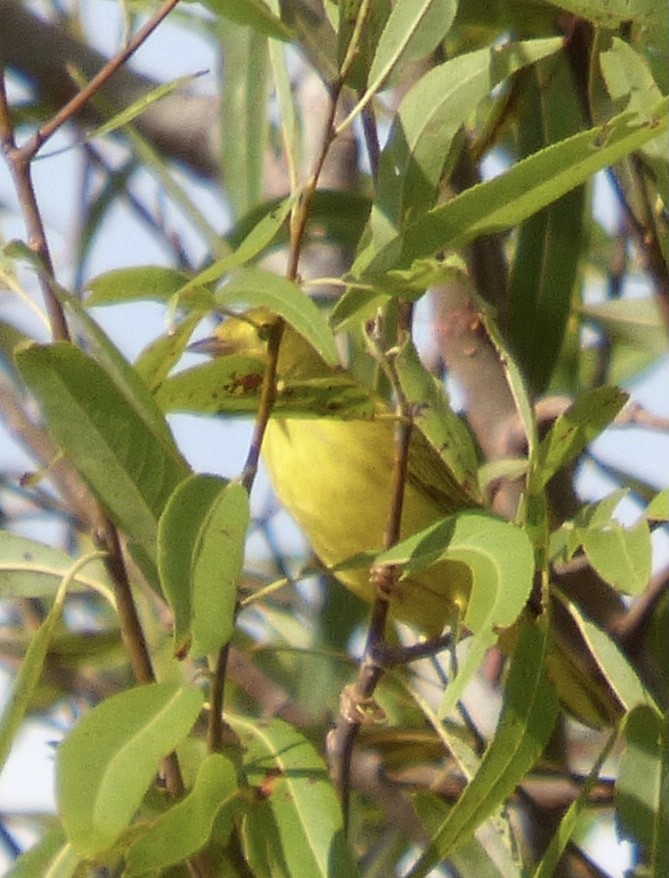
<box><xmin>220</xmin><ymin>24</ymin><xmax>270</xmax><ymax>217</ymax></box>
<box><xmin>407</xmin><ymin>623</ymin><xmax>558</xmax><ymax>877</ymax></box>
<box><xmin>617</xmin><ymin>705</ymin><xmax>669</xmax><ymax>873</ymax></box>
<box><xmin>546</xmin><ymin>0</ymin><xmax>664</xmax><ymax>28</ymax></box>
<box><xmin>532</xmin><ymin>728</ymin><xmax>618</xmax><ymax>878</ymax></box>
<box><xmin>0</xmin><ymin>555</ymin><xmax>89</xmax><ymax>774</ymax></box>
<box><xmin>362</xmin><ymin>96</ymin><xmax>669</xmax><ymax>276</ymax></box>
<box><xmin>156</xmin><ymin>356</ymin><xmax>377</xmax><ymax>418</ymax></box>
<box><xmin>0</xmin><ymin>531</ymin><xmax>112</xmax><ymax>600</ymax></box>
<box><xmin>337</xmin><ymin>0</ymin><xmax>391</xmax><ymax>90</ymax></box>
<box><xmin>555</xmin><ymin>589</ymin><xmax>657</xmax><ymax>713</ymax></box>
<box><xmin>647</xmin><ymin>488</ymin><xmax>669</xmax><ymax>521</ymax></box>
<box><xmin>134</xmin><ymin>312</ymin><xmax>202</xmax><ymax>392</ymax></box>
<box><xmin>57</xmin><ymin>682</ymin><xmax>203</xmax><ymax>857</ymax></box>
<box><xmin>203</xmin><ymin>0</ymin><xmax>294</xmax><ymax>40</ymax></box>
<box><xmin>16</xmin><ymin>344</ymin><xmax>189</xmax><ymax>559</ymax></box>
<box><xmin>578</xmin><ymin>297</ymin><xmax>668</xmax><ymax>354</ymax></box>
<box><xmin>85</xmin><ymin>73</ymin><xmax>206</xmax><ymax>142</ymax></box>
<box><xmin>61</xmin><ymin>289</ymin><xmax>188</xmax><ymax>454</ymax></box>
<box><xmin>158</xmin><ymin>476</ymin><xmax>249</xmax><ymax>658</ymax></box>
<box><xmin>366</xmin><ymin>0</ymin><xmax>457</xmax><ymax>91</ymax></box>
<box><xmin>538</xmin><ymin>387</ymin><xmax>629</xmax><ymax>487</ymax></box>
<box><xmin>369</xmin><ymin>37</ymin><xmax>563</xmax><ymax>250</ymax></box>
<box><xmin>507</xmin><ymin>55</ymin><xmax>586</xmax><ymax>395</ymax></box>
<box><xmin>234</xmin><ymin>717</ymin><xmax>359</xmax><ymax>878</ymax></box>
<box><xmin>377</xmin><ymin>510</ymin><xmax>534</xmax><ymax>716</ymax></box>
<box><xmin>579</xmin><ymin>517</ymin><xmax>652</xmax><ymax>596</ymax></box>
<box><xmin>125</xmin><ymin>752</ymin><xmax>245</xmax><ymax>875</ymax></box>
<box><xmin>600</xmin><ymin>37</ymin><xmax>669</xmax><ymax>194</ymax></box>
<box><xmin>178</xmin><ymin>194</ymin><xmax>297</xmax><ymax>293</ymax></box>
<box><xmin>214</xmin><ymin>268</ymin><xmax>339</xmax><ymax>366</ymax></box>
<box><xmin>86</xmin><ymin>265</ymin><xmax>212</xmax><ymax>309</ymax></box>
<box><xmin>394</xmin><ymin>340</ymin><xmax>481</xmax><ymax>501</ymax></box>
<box><xmin>3</xmin><ymin>828</ymin><xmax>71</xmax><ymax>878</ymax></box>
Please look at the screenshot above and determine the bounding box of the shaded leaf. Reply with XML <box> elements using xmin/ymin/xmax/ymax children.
<box><xmin>407</xmin><ymin>623</ymin><xmax>558</xmax><ymax>877</ymax></box>
<box><xmin>16</xmin><ymin>344</ymin><xmax>189</xmax><ymax>559</ymax></box>
<box><xmin>617</xmin><ymin>705</ymin><xmax>669</xmax><ymax>873</ymax></box>
<box><xmin>0</xmin><ymin>531</ymin><xmax>112</xmax><ymax>600</ymax></box>
<box><xmin>538</xmin><ymin>386</ymin><xmax>628</xmax><ymax>487</ymax></box>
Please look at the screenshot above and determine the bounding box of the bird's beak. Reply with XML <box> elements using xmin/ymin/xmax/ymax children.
<box><xmin>187</xmin><ymin>335</ymin><xmax>228</xmax><ymax>356</ymax></box>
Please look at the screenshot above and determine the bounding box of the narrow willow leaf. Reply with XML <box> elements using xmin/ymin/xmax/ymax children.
<box><xmin>407</xmin><ymin>623</ymin><xmax>558</xmax><ymax>878</ymax></box>
<box><xmin>85</xmin><ymin>73</ymin><xmax>206</xmax><ymax>142</ymax></box>
<box><xmin>366</xmin><ymin>0</ymin><xmax>456</xmax><ymax>93</ymax></box>
<box><xmin>61</xmin><ymin>289</ymin><xmax>189</xmax><ymax>455</ymax></box>
<box><xmin>16</xmin><ymin>344</ymin><xmax>190</xmax><ymax>558</ymax></box>
<box><xmin>533</xmin><ymin>728</ymin><xmax>618</xmax><ymax>878</ymax></box>
<box><xmin>86</xmin><ymin>265</ymin><xmax>212</xmax><ymax>310</ymax></box>
<box><xmin>337</xmin><ymin>0</ymin><xmax>391</xmax><ymax>90</ymax></box>
<box><xmin>156</xmin><ymin>357</ymin><xmax>376</xmax><ymax>418</ymax></box>
<box><xmin>363</xmin><ymin>96</ymin><xmax>669</xmax><ymax>275</ymax></box>
<box><xmin>617</xmin><ymin>705</ymin><xmax>669</xmax><ymax>874</ymax></box>
<box><xmin>377</xmin><ymin>511</ymin><xmax>534</xmax><ymax>717</ymax></box>
<box><xmin>0</xmin><ymin>555</ymin><xmax>101</xmax><ymax>773</ymax></box>
<box><xmin>3</xmin><ymin>828</ymin><xmax>68</xmax><ymax>878</ymax></box>
<box><xmin>177</xmin><ymin>194</ymin><xmax>296</xmax><ymax>294</ymax></box>
<box><xmin>57</xmin><ymin>683</ymin><xmax>203</xmax><ymax>857</ymax></box>
<box><xmin>555</xmin><ymin>589</ymin><xmax>657</xmax><ymax>713</ymax></box>
<box><xmin>538</xmin><ymin>386</ymin><xmax>629</xmax><ymax>487</ymax></box>
<box><xmin>214</xmin><ymin>268</ymin><xmax>339</xmax><ymax>365</ymax></box>
<box><xmin>547</xmin><ymin>0</ymin><xmax>663</xmax><ymax>28</ymax></box>
<box><xmin>0</xmin><ymin>531</ymin><xmax>112</xmax><ymax>600</ymax></box>
<box><xmin>235</xmin><ymin>717</ymin><xmax>359</xmax><ymax>878</ymax></box>
<box><xmin>395</xmin><ymin>340</ymin><xmax>481</xmax><ymax>500</ymax></box>
<box><xmin>507</xmin><ymin>55</ymin><xmax>585</xmax><ymax>395</ymax></box>
<box><xmin>579</xmin><ymin>518</ymin><xmax>652</xmax><ymax>596</ymax></box>
<box><xmin>204</xmin><ymin>0</ymin><xmax>294</xmax><ymax>40</ymax></box>
<box><xmin>600</xmin><ymin>36</ymin><xmax>669</xmax><ymax>194</ymax></box>
<box><xmin>134</xmin><ymin>312</ymin><xmax>202</xmax><ymax>392</ymax></box>
<box><xmin>578</xmin><ymin>297</ymin><xmax>667</xmax><ymax>354</ymax></box>
<box><xmin>370</xmin><ymin>37</ymin><xmax>562</xmax><ymax>250</ymax></box>
<box><xmin>158</xmin><ymin>476</ymin><xmax>249</xmax><ymax>658</ymax></box>
<box><xmin>220</xmin><ymin>23</ymin><xmax>270</xmax><ymax>218</ymax></box>
<box><xmin>125</xmin><ymin>753</ymin><xmax>244</xmax><ymax>875</ymax></box>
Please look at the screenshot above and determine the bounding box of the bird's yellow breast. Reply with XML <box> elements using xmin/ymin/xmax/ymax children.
<box><xmin>263</xmin><ymin>417</ymin><xmax>471</xmax><ymax>634</ymax></box>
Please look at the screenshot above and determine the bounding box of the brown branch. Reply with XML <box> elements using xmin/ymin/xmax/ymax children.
<box><xmin>0</xmin><ymin>0</ymin><xmax>222</xmax><ymax>176</ymax></box>
<box><xmin>1</xmin><ymin>29</ymin><xmax>189</xmax><ymax>801</ymax></box>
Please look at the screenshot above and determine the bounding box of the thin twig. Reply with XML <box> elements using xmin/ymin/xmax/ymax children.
<box><xmin>329</xmin><ymin>306</ymin><xmax>415</xmax><ymax>826</ymax></box>
<box><xmin>15</xmin><ymin>0</ymin><xmax>182</xmax><ymax>163</ymax></box>
<box><xmin>207</xmin><ymin>70</ymin><xmax>346</xmax><ymax>755</ymax></box>
<box><xmin>1</xmin><ymin>35</ymin><xmax>188</xmax><ymax>802</ymax></box>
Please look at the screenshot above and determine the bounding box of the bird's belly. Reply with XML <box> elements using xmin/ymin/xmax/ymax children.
<box><xmin>263</xmin><ymin>418</ymin><xmax>470</xmax><ymax>634</ymax></box>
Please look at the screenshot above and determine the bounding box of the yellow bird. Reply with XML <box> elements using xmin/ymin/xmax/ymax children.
<box><xmin>191</xmin><ymin>310</ymin><xmax>481</xmax><ymax>636</ymax></box>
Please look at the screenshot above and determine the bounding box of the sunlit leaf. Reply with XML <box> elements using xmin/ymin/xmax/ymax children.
<box><xmin>377</xmin><ymin>510</ymin><xmax>534</xmax><ymax>716</ymax></box>
<box><xmin>125</xmin><ymin>753</ymin><xmax>245</xmax><ymax>875</ymax></box>
<box><xmin>158</xmin><ymin>476</ymin><xmax>249</xmax><ymax>658</ymax></box>
<box><xmin>235</xmin><ymin>716</ymin><xmax>359</xmax><ymax>878</ymax></box>
<box><xmin>57</xmin><ymin>683</ymin><xmax>203</xmax><ymax>857</ymax></box>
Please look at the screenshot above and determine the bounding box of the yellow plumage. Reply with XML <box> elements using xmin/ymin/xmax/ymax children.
<box><xmin>193</xmin><ymin>310</ymin><xmax>478</xmax><ymax>635</ymax></box>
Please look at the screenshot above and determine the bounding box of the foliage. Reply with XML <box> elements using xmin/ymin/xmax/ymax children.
<box><xmin>0</xmin><ymin>0</ymin><xmax>667</xmax><ymax>876</ymax></box>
